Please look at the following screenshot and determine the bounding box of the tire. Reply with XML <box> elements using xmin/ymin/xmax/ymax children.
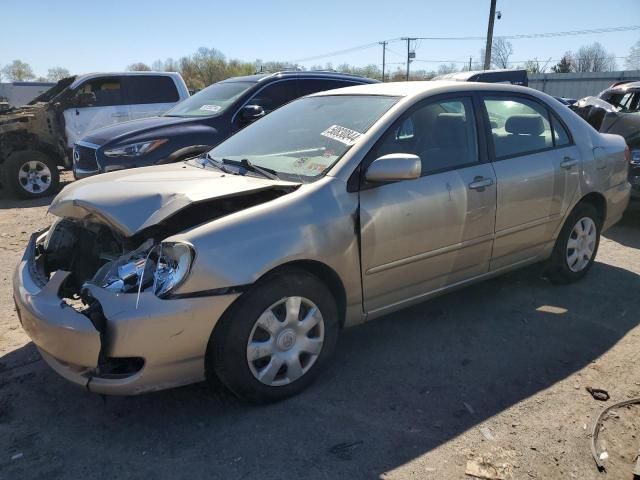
<box><xmin>546</xmin><ymin>202</ymin><xmax>601</xmax><ymax>284</ymax></box>
<box><xmin>2</xmin><ymin>150</ymin><xmax>60</xmax><ymax>199</ymax></box>
<box><xmin>207</xmin><ymin>269</ymin><xmax>340</xmax><ymax>404</ymax></box>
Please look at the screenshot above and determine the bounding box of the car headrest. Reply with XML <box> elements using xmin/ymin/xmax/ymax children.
<box><xmin>505</xmin><ymin>114</ymin><xmax>544</xmax><ymax>135</ymax></box>
<box><xmin>433</xmin><ymin>113</ymin><xmax>466</xmax><ymax>147</ymax></box>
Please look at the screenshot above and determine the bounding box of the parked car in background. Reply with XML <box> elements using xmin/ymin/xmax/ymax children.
<box><xmin>72</xmin><ymin>71</ymin><xmax>378</xmax><ymax>179</ymax></box>
<box><xmin>432</xmin><ymin>69</ymin><xmax>528</xmax><ymax>86</ymax></box>
<box><xmin>0</xmin><ymin>72</ymin><xmax>188</xmax><ymax>199</ymax></box>
<box><xmin>14</xmin><ymin>81</ymin><xmax>629</xmax><ymax>402</ymax></box>
<box><xmin>571</xmin><ymin>81</ymin><xmax>640</xmax><ymax>195</ymax></box>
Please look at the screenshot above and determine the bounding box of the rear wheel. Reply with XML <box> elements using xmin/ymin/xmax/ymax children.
<box><xmin>546</xmin><ymin>202</ymin><xmax>601</xmax><ymax>284</ymax></box>
<box><xmin>207</xmin><ymin>269</ymin><xmax>339</xmax><ymax>403</ymax></box>
<box><xmin>3</xmin><ymin>150</ymin><xmax>60</xmax><ymax>199</ymax></box>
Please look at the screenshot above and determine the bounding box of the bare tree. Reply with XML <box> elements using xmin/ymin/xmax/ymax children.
<box><xmin>151</xmin><ymin>58</ymin><xmax>179</xmax><ymax>72</ymax></box>
<box><xmin>626</xmin><ymin>40</ymin><xmax>640</xmax><ymax>70</ymax></box>
<box><xmin>1</xmin><ymin>60</ymin><xmax>35</xmax><ymax>81</ymax></box>
<box><xmin>437</xmin><ymin>63</ymin><xmax>459</xmax><ymax>75</ymax></box>
<box><xmin>552</xmin><ymin>52</ymin><xmax>574</xmax><ymax>73</ymax></box>
<box><xmin>127</xmin><ymin>62</ymin><xmax>152</xmax><ymax>71</ymax></box>
<box><xmin>574</xmin><ymin>42</ymin><xmax>616</xmax><ymax>72</ymax></box>
<box><xmin>491</xmin><ymin>38</ymin><xmax>513</xmax><ymax>69</ymax></box>
<box><xmin>47</xmin><ymin>66</ymin><xmax>70</xmax><ymax>81</ymax></box>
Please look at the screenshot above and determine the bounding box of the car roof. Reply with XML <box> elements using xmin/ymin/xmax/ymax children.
<box><xmin>605</xmin><ymin>81</ymin><xmax>640</xmax><ymax>93</ymax></box>
<box><xmin>307</xmin><ymin>80</ymin><xmax>540</xmax><ymax>98</ymax></box>
<box><xmin>70</xmin><ymin>71</ymin><xmax>182</xmax><ymax>89</ymax></box>
<box><xmin>220</xmin><ymin>71</ymin><xmax>378</xmax><ymax>84</ymax></box>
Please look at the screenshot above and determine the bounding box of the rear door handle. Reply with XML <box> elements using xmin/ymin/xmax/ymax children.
<box><xmin>560</xmin><ymin>157</ymin><xmax>578</xmax><ymax>169</ymax></box>
<box><xmin>468</xmin><ymin>177</ymin><xmax>494</xmax><ymax>191</ymax></box>
<box><xmin>112</xmin><ymin>113</ymin><xmax>128</xmax><ymax>118</ymax></box>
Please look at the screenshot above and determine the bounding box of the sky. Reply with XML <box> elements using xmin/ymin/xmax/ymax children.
<box><xmin>1</xmin><ymin>0</ymin><xmax>639</xmax><ymax>78</ymax></box>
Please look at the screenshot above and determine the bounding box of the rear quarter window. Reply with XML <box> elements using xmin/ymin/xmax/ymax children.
<box><xmin>125</xmin><ymin>76</ymin><xmax>179</xmax><ymax>105</ymax></box>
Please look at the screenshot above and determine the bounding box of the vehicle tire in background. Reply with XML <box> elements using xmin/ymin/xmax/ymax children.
<box><xmin>546</xmin><ymin>202</ymin><xmax>601</xmax><ymax>284</ymax></box>
<box><xmin>207</xmin><ymin>268</ymin><xmax>340</xmax><ymax>404</ymax></box>
<box><xmin>2</xmin><ymin>150</ymin><xmax>60</xmax><ymax>199</ymax></box>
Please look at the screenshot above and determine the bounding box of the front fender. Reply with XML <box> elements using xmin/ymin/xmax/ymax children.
<box><xmin>169</xmin><ymin>177</ymin><xmax>364</xmax><ymax>324</ymax></box>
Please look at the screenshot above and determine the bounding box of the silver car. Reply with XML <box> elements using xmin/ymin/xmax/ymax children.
<box><xmin>13</xmin><ymin>81</ymin><xmax>630</xmax><ymax>402</ymax></box>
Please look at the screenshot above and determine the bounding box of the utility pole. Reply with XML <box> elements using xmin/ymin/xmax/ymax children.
<box><xmin>483</xmin><ymin>0</ymin><xmax>497</xmax><ymax>70</ymax></box>
<box><xmin>401</xmin><ymin>37</ymin><xmax>416</xmax><ymax>81</ymax></box>
<box><xmin>379</xmin><ymin>41</ymin><xmax>387</xmax><ymax>82</ymax></box>
<box><xmin>469</xmin><ymin>56</ymin><xmax>472</xmax><ymax>71</ymax></box>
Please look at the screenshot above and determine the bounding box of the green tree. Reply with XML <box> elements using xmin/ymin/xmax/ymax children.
<box><xmin>552</xmin><ymin>53</ymin><xmax>574</xmax><ymax>73</ymax></box>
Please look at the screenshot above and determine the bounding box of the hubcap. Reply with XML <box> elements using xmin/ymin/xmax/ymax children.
<box><xmin>18</xmin><ymin>160</ymin><xmax>52</xmax><ymax>194</ymax></box>
<box><xmin>566</xmin><ymin>217</ymin><xmax>597</xmax><ymax>272</ymax></box>
<box><xmin>247</xmin><ymin>296</ymin><xmax>325</xmax><ymax>387</ymax></box>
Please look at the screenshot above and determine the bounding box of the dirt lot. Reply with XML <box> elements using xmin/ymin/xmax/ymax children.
<box><xmin>1</xmin><ymin>176</ymin><xmax>639</xmax><ymax>480</ymax></box>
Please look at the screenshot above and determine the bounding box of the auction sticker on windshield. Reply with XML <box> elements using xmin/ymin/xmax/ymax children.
<box><xmin>200</xmin><ymin>105</ymin><xmax>222</xmax><ymax>112</ymax></box>
<box><xmin>321</xmin><ymin>125</ymin><xmax>362</xmax><ymax>146</ymax></box>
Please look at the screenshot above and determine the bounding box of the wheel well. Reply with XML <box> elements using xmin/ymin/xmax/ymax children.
<box><xmin>578</xmin><ymin>192</ymin><xmax>606</xmax><ymax>225</ymax></box>
<box><xmin>262</xmin><ymin>260</ymin><xmax>348</xmax><ymax>328</ymax></box>
<box><xmin>0</xmin><ymin>132</ymin><xmax>63</xmax><ymax>167</ymax></box>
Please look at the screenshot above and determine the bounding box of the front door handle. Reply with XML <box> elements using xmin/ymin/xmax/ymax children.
<box><xmin>560</xmin><ymin>156</ymin><xmax>578</xmax><ymax>169</ymax></box>
<box><xmin>468</xmin><ymin>177</ymin><xmax>494</xmax><ymax>191</ymax></box>
<box><xmin>112</xmin><ymin>113</ymin><xmax>128</xmax><ymax>118</ymax></box>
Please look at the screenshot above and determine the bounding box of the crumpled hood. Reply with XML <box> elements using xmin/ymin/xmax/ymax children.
<box><xmin>49</xmin><ymin>162</ymin><xmax>298</xmax><ymax>237</ymax></box>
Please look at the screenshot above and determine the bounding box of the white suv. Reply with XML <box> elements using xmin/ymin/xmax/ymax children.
<box><xmin>62</xmin><ymin>72</ymin><xmax>190</xmax><ymax>148</ymax></box>
<box><xmin>0</xmin><ymin>72</ymin><xmax>189</xmax><ymax>199</ymax></box>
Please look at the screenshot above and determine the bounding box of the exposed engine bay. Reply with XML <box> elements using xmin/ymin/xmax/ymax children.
<box><xmin>35</xmin><ymin>186</ymin><xmax>295</xmax><ymax>310</ymax></box>
<box><xmin>39</xmin><ymin>217</ymin><xmax>182</xmax><ymax>309</ymax></box>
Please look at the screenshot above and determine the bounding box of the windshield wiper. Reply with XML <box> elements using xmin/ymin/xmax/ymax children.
<box><xmin>222</xmin><ymin>158</ymin><xmax>280</xmax><ymax>180</ymax></box>
<box><xmin>203</xmin><ymin>153</ymin><xmax>234</xmax><ymax>174</ymax></box>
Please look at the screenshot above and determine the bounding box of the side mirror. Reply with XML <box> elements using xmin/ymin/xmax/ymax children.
<box><xmin>75</xmin><ymin>92</ymin><xmax>96</xmax><ymax>108</ymax></box>
<box><xmin>365</xmin><ymin>154</ymin><xmax>422</xmax><ymax>183</ymax></box>
<box><xmin>241</xmin><ymin>104</ymin><xmax>265</xmax><ymax>123</ymax></box>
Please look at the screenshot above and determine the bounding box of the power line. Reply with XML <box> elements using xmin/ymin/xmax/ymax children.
<box><xmin>407</xmin><ymin>25</ymin><xmax>640</xmax><ymax>41</ymax></box>
<box><xmin>411</xmin><ymin>55</ymin><xmax>630</xmax><ymax>65</ymax></box>
<box><xmin>290</xmin><ymin>25</ymin><xmax>639</xmax><ymax>64</ymax></box>
<box><xmin>291</xmin><ymin>41</ymin><xmax>383</xmax><ymax>63</ymax></box>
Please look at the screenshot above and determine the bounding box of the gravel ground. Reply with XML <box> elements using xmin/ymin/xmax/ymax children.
<box><xmin>1</xmin><ymin>176</ymin><xmax>639</xmax><ymax>479</ymax></box>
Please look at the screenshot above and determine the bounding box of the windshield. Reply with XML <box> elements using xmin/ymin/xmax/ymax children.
<box><xmin>164</xmin><ymin>81</ymin><xmax>254</xmax><ymax>117</ymax></box>
<box><xmin>207</xmin><ymin>94</ymin><xmax>399</xmax><ymax>182</ymax></box>
<box><xmin>600</xmin><ymin>91</ymin><xmax>640</xmax><ymax>112</ymax></box>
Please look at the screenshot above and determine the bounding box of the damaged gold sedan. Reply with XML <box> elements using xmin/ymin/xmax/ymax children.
<box><xmin>13</xmin><ymin>82</ymin><xmax>630</xmax><ymax>402</ymax></box>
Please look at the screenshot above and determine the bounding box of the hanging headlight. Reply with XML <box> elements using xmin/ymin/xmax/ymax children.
<box><xmin>103</xmin><ymin>139</ymin><xmax>168</xmax><ymax>158</ymax></box>
<box><xmin>153</xmin><ymin>242</ymin><xmax>194</xmax><ymax>297</ymax></box>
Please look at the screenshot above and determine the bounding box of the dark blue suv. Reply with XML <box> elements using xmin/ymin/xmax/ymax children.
<box><xmin>73</xmin><ymin>71</ymin><xmax>377</xmax><ymax>178</ymax></box>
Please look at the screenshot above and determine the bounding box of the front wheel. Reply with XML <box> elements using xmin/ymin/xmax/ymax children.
<box><xmin>207</xmin><ymin>269</ymin><xmax>339</xmax><ymax>403</ymax></box>
<box><xmin>546</xmin><ymin>202</ymin><xmax>601</xmax><ymax>284</ymax></box>
<box><xmin>2</xmin><ymin>150</ymin><xmax>60</xmax><ymax>199</ymax></box>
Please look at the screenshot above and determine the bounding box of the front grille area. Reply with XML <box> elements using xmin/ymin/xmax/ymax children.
<box><xmin>74</xmin><ymin>144</ymin><xmax>98</xmax><ymax>171</ymax></box>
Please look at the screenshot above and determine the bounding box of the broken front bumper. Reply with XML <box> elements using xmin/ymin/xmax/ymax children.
<box><xmin>13</xmin><ymin>232</ymin><xmax>240</xmax><ymax>395</ymax></box>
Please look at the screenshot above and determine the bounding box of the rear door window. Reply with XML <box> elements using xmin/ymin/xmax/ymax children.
<box><xmin>483</xmin><ymin>97</ymin><xmax>553</xmax><ymax>158</ymax></box>
<box><xmin>124</xmin><ymin>76</ymin><xmax>179</xmax><ymax>105</ymax></box>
